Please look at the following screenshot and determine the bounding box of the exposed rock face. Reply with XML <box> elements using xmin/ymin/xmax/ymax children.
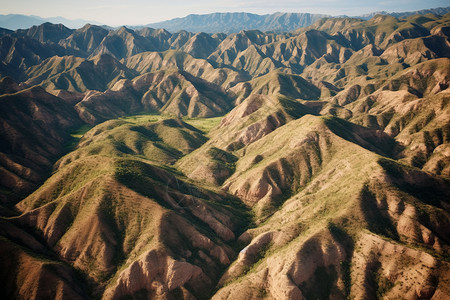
<box><xmin>75</xmin><ymin>69</ymin><xmax>234</xmax><ymax>124</ymax></box>
<box><xmin>25</xmin><ymin>54</ymin><xmax>137</xmax><ymax>93</ymax></box>
<box><xmin>59</xmin><ymin>24</ymin><xmax>109</xmax><ymax>55</ymax></box>
<box><xmin>104</xmin><ymin>250</ymin><xmax>203</xmax><ymax>299</ymax></box>
<box><xmin>16</xmin><ymin>22</ymin><xmax>74</xmax><ymax>44</ymax></box>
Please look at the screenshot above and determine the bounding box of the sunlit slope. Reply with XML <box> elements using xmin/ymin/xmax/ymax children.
<box><xmin>25</xmin><ymin>54</ymin><xmax>137</xmax><ymax>93</ymax></box>
<box><xmin>75</xmin><ymin>69</ymin><xmax>234</xmax><ymax>124</ymax></box>
<box><xmin>14</xmin><ymin>118</ymin><xmax>250</xmax><ymax>299</ymax></box>
<box><xmin>209</xmin><ymin>115</ymin><xmax>450</xmax><ymax>299</ymax></box>
<box><xmin>177</xmin><ymin>70</ymin><xmax>319</xmax><ymax>185</ymax></box>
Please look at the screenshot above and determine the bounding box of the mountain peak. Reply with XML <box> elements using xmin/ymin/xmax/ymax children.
<box><xmin>79</xmin><ymin>23</ymin><xmax>104</xmax><ymax>31</ymax></box>
<box><xmin>115</xmin><ymin>26</ymin><xmax>134</xmax><ymax>35</ymax></box>
<box><xmin>368</xmin><ymin>14</ymin><xmax>398</xmax><ymax>24</ymax></box>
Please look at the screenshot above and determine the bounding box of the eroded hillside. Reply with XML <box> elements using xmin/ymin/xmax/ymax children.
<box><xmin>0</xmin><ymin>12</ymin><xmax>449</xmax><ymax>300</ymax></box>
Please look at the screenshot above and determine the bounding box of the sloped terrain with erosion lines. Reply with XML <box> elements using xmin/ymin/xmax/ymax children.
<box><xmin>0</xmin><ymin>11</ymin><xmax>449</xmax><ymax>300</ymax></box>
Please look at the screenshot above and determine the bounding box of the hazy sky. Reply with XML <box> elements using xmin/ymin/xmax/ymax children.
<box><xmin>2</xmin><ymin>0</ymin><xmax>449</xmax><ymax>26</ymax></box>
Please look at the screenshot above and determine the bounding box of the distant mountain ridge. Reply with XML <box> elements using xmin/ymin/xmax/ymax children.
<box><xmin>144</xmin><ymin>12</ymin><xmax>330</xmax><ymax>33</ymax></box>
<box><xmin>356</xmin><ymin>6</ymin><xmax>450</xmax><ymax>20</ymax></box>
<box><xmin>0</xmin><ymin>14</ymin><xmax>100</xmax><ymax>30</ymax></box>
<box><xmin>143</xmin><ymin>7</ymin><xmax>450</xmax><ymax>33</ymax></box>
<box><xmin>2</xmin><ymin>6</ymin><xmax>449</xmax><ymax>33</ymax></box>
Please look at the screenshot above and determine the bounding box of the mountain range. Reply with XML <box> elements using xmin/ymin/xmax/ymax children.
<box><xmin>144</xmin><ymin>12</ymin><xmax>329</xmax><ymax>34</ymax></box>
<box><xmin>144</xmin><ymin>7</ymin><xmax>450</xmax><ymax>33</ymax></box>
<box><xmin>0</xmin><ymin>10</ymin><xmax>449</xmax><ymax>300</ymax></box>
<box><xmin>1</xmin><ymin>6</ymin><xmax>450</xmax><ymax>33</ymax></box>
<box><xmin>357</xmin><ymin>7</ymin><xmax>450</xmax><ymax>20</ymax></box>
<box><xmin>0</xmin><ymin>14</ymin><xmax>100</xmax><ymax>30</ymax></box>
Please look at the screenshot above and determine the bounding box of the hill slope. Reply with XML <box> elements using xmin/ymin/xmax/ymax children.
<box><xmin>0</xmin><ymin>82</ymin><xmax>83</xmax><ymax>203</ymax></box>
<box><xmin>14</xmin><ymin>118</ymin><xmax>250</xmax><ymax>298</ymax></box>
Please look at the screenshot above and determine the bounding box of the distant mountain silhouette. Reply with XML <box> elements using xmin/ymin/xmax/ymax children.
<box><xmin>142</xmin><ymin>7</ymin><xmax>450</xmax><ymax>33</ymax></box>
<box><xmin>355</xmin><ymin>6</ymin><xmax>450</xmax><ymax>20</ymax></box>
<box><xmin>0</xmin><ymin>14</ymin><xmax>100</xmax><ymax>30</ymax></box>
<box><xmin>2</xmin><ymin>7</ymin><xmax>449</xmax><ymax>32</ymax></box>
<box><xmin>144</xmin><ymin>12</ymin><xmax>330</xmax><ymax>33</ymax></box>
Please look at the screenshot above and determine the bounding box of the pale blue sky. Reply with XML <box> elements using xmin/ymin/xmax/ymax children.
<box><xmin>2</xmin><ymin>0</ymin><xmax>449</xmax><ymax>26</ymax></box>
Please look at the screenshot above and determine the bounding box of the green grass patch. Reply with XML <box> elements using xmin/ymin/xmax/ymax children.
<box><xmin>182</xmin><ymin>116</ymin><xmax>224</xmax><ymax>134</ymax></box>
<box><xmin>115</xmin><ymin>113</ymin><xmax>223</xmax><ymax>134</ymax></box>
<box><xmin>119</xmin><ymin>113</ymin><xmax>166</xmax><ymax>124</ymax></box>
<box><xmin>66</xmin><ymin>124</ymin><xmax>94</xmax><ymax>150</ymax></box>
<box><xmin>70</xmin><ymin>124</ymin><xmax>94</xmax><ymax>139</ymax></box>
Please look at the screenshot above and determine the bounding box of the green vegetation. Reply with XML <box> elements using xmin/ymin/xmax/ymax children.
<box><xmin>117</xmin><ymin>114</ymin><xmax>223</xmax><ymax>134</ymax></box>
<box><xmin>119</xmin><ymin>113</ymin><xmax>166</xmax><ymax>124</ymax></box>
<box><xmin>182</xmin><ymin>116</ymin><xmax>224</xmax><ymax>133</ymax></box>
<box><xmin>70</xmin><ymin>124</ymin><xmax>93</xmax><ymax>139</ymax></box>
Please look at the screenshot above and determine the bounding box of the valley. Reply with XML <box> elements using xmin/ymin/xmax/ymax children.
<box><xmin>0</xmin><ymin>10</ymin><xmax>449</xmax><ymax>300</ymax></box>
